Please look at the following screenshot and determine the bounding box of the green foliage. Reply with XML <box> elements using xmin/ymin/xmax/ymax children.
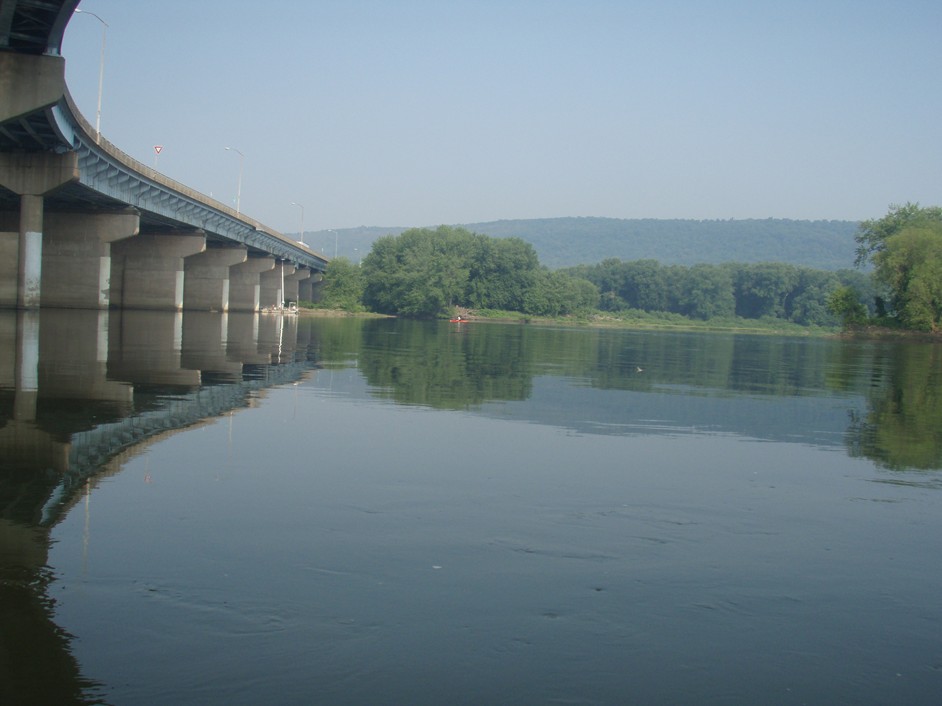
<box><xmin>359</xmin><ymin>226</ymin><xmax>597</xmax><ymax>319</ymax></box>
<box><xmin>361</xmin><ymin>227</ymin><xmax>471</xmax><ymax>317</ymax></box>
<box><xmin>827</xmin><ymin>285</ymin><xmax>868</xmax><ymax>328</ymax></box>
<box><xmin>568</xmin><ymin>258</ymin><xmax>844</xmax><ymax>326</ymax></box>
<box><xmin>314</xmin><ymin>257</ymin><xmax>365</xmax><ymax>311</ymax></box>
<box><xmin>674</xmin><ymin>264</ymin><xmax>736</xmax><ymax>320</ymax></box>
<box><xmin>854</xmin><ymin>202</ymin><xmax>942</xmax><ymax>268</ymax></box>
<box><xmin>872</xmin><ymin>223</ymin><xmax>942</xmax><ymax>331</ymax></box>
<box><xmin>465</xmin><ymin>236</ymin><xmax>540</xmax><ymax>311</ymax></box>
<box><xmin>731</xmin><ymin>263</ymin><xmax>800</xmax><ymax>319</ymax></box>
<box><xmin>522</xmin><ymin>269</ymin><xmax>600</xmax><ymax>317</ymax></box>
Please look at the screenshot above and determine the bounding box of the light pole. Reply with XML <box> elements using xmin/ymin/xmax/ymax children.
<box><xmin>328</xmin><ymin>228</ymin><xmax>337</xmax><ymax>258</ymax></box>
<box><xmin>291</xmin><ymin>202</ymin><xmax>305</xmax><ymax>244</ymax></box>
<box><xmin>73</xmin><ymin>9</ymin><xmax>108</xmax><ymax>142</ymax></box>
<box><xmin>225</xmin><ymin>146</ymin><xmax>244</xmax><ymax>215</ymax></box>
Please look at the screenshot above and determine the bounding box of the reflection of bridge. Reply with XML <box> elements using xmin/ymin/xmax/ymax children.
<box><xmin>0</xmin><ymin>309</ymin><xmax>318</xmax><ymax>528</ymax></box>
<box><xmin>0</xmin><ymin>304</ymin><xmax>325</xmax><ymax>705</ymax></box>
<box><xmin>1</xmin><ymin>0</ymin><xmax>328</xmax><ymax>311</ymax></box>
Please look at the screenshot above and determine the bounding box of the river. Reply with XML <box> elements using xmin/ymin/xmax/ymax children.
<box><xmin>2</xmin><ymin>310</ymin><xmax>941</xmax><ymax>705</ymax></box>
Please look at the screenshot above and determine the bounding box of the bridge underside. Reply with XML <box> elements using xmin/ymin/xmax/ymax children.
<box><xmin>1</xmin><ymin>6</ymin><xmax>326</xmax><ymax>311</ymax></box>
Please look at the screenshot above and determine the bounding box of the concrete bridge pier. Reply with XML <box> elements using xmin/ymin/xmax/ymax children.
<box><xmin>260</xmin><ymin>261</ymin><xmax>295</xmax><ymax>309</ymax></box>
<box><xmin>0</xmin><ymin>152</ymin><xmax>80</xmax><ymax>309</ymax></box>
<box><xmin>110</xmin><ymin>232</ymin><xmax>206</xmax><ymax>310</ymax></box>
<box><xmin>183</xmin><ymin>246</ymin><xmax>248</xmax><ymax>312</ymax></box>
<box><xmin>298</xmin><ymin>272</ymin><xmax>314</xmax><ymax>303</ymax></box>
<box><xmin>285</xmin><ymin>268</ymin><xmax>311</xmax><ymax>305</ymax></box>
<box><xmin>229</xmin><ymin>256</ymin><xmax>275</xmax><ymax>312</ymax></box>
<box><xmin>41</xmin><ymin>211</ymin><xmax>140</xmax><ymax>309</ymax></box>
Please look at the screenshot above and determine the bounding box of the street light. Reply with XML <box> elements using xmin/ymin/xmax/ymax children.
<box><xmin>225</xmin><ymin>146</ymin><xmax>244</xmax><ymax>215</ymax></box>
<box><xmin>328</xmin><ymin>228</ymin><xmax>337</xmax><ymax>258</ymax></box>
<box><xmin>291</xmin><ymin>202</ymin><xmax>305</xmax><ymax>244</ymax></box>
<box><xmin>73</xmin><ymin>9</ymin><xmax>108</xmax><ymax>142</ymax></box>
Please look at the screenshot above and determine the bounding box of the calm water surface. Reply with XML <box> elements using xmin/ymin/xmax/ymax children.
<box><xmin>2</xmin><ymin>311</ymin><xmax>941</xmax><ymax>705</ymax></box>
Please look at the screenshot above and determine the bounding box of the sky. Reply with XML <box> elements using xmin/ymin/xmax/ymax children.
<box><xmin>62</xmin><ymin>0</ymin><xmax>942</xmax><ymax>234</ymax></box>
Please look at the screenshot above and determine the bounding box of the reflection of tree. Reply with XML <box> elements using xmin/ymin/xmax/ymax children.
<box><xmin>357</xmin><ymin>319</ymin><xmax>534</xmax><ymax>409</ymax></box>
<box><xmin>847</xmin><ymin>343</ymin><xmax>942</xmax><ymax>470</ymax></box>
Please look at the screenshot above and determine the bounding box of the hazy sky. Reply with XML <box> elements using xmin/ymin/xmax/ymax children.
<box><xmin>63</xmin><ymin>0</ymin><xmax>942</xmax><ymax>234</ymax></box>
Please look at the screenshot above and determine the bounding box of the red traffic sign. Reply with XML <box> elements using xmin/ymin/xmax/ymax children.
<box><xmin>154</xmin><ymin>145</ymin><xmax>163</xmax><ymax>154</ymax></box>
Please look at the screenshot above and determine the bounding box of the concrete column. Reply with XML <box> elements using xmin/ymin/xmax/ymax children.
<box><xmin>298</xmin><ymin>274</ymin><xmax>314</xmax><ymax>303</ymax></box>
<box><xmin>285</xmin><ymin>268</ymin><xmax>311</xmax><ymax>305</ymax></box>
<box><xmin>183</xmin><ymin>246</ymin><xmax>247</xmax><ymax>312</ymax></box>
<box><xmin>110</xmin><ymin>233</ymin><xmax>205</xmax><ymax>311</ymax></box>
<box><xmin>41</xmin><ymin>211</ymin><xmax>140</xmax><ymax>309</ymax></box>
<box><xmin>0</xmin><ymin>151</ymin><xmax>80</xmax><ymax>310</ymax></box>
<box><xmin>17</xmin><ymin>196</ymin><xmax>43</xmax><ymax>309</ymax></box>
<box><xmin>260</xmin><ymin>262</ymin><xmax>295</xmax><ymax>310</ymax></box>
<box><xmin>229</xmin><ymin>256</ymin><xmax>275</xmax><ymax>312</ymax></box>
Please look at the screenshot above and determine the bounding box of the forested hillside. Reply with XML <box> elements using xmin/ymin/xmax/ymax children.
<box><xmin>307</xmin><ymin>217</ymin><xmax>859</xmax><ymax>270</ymax></box>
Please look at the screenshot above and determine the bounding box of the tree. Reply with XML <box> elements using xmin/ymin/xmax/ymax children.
<box><xmin>854</xmin><ymin>202</ymin><xmax>942</xmax><ymax>268</ymax></box>
<box><xmin>621</xmin><ymin>259</ymin><xmax>668</xmax><ymax>311</ymax></box>
<box><xmin>314</xmin><ymin>257</ymin><xmax>365</xmax><ymax>310</ymax></box>
<box><xmin>361</xmin><ymin>227</ymin><xmax>471</xmax><ymax>317</ymax></box>
<box><xmin>465</xmin><ymin>236</ymin><xmax>540</xmax><ymax>311</ymax></box>
<box><xmin>521</xmin><ymin>270</ymin><xmax>598</xmax><ymax>317</ymax></box>
<box><xmin>732</xmin><ymin>263</ymin><xmax>800</xmax><ymax>319</ymax></box>
<box><xmin>872</xmin><ymin>223</ymin><xmax>942</xmax><ymax>331</ymax></box>
<box><xmin>675</xmin><ymin>264</ymin><xmax>735</xmax><ymax>320</ymax></box>
<box><xmin>827</xmin><ymin>285</ymin><xmax>868</xmax><ymax>328</ymax></box>
<box><xmin>361</xmin><ymin>226</ymin><xmax>591</xmax><ymax>319</ymax></box>
<box><xmin>788</xmin><ymin>269</ymin><xmax>840</xmax><ymax>326</ymax></box>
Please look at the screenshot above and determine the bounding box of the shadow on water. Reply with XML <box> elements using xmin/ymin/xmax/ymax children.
<box><xmin>1</xmin><ymin>313</ymin><xmax>939</xmax><ymax>702</ymax></box>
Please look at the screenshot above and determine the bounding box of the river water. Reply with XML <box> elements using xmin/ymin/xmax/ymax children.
<box><xmin>1</xmin><ymin>310</ymin><xmax>941</xmax><ymax>705</ymax></box>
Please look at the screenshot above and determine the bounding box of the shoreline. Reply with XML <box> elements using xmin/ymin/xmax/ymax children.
<box><xmin>299</xmin><ymin>308</ymin><xmax>940</xmax><ymax>341</ymax></box>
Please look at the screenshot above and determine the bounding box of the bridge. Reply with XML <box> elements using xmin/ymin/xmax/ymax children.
<box><xmin>0</xmin><ymin>0</ymin><xmax>328</xmax><ymax>311</ymax></box>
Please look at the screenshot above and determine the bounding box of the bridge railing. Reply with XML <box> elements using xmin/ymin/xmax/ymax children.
<box><xmin>62</xmin><ymin>89</ymin><xmax>328</xmax><ymax>260</ymax></box>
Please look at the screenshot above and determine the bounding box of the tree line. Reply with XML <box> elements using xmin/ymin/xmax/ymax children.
<box><xmin>311</xmin><ymin>204</ymin><xmax>942</xmax><ymax>332</ymax></box>
<box><xmin>562</xmin><ymin>259</ymin><xmax>872</xmax><ymax>326</ymax></box>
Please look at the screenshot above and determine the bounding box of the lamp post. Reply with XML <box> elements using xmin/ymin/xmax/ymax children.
<box><xmin>225</xmin><ymin>146</ymin><xmax>244</xmax><ymax>215</ymax></box>
<box><xmin>73</xmin><ymin>9</ymin><xmax>108</xmax><ymax>142</ymax></box>
<box><xmin>328</xmin><ymin>229</ymin><xmax>337</xmax><ymax>258</ymax></box>
<box><xmin>291</xmin><ymin>202</ymin><xmax>305</xmax><ymax>244</ymax></box>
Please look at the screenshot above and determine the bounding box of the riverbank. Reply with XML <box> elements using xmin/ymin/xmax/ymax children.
<box><xmin>301</xmin><ymin>306</ymin><xmax>939</xmax><ymax>340</ymax></box>
<box><xmin>300</xmin><ymin>305</ymin><xmax>836</xmax><ymax>335</ymax></box>
<box><xmin>838</xmin><ymin>325</ymin><xmax>942</xmax><ymax>342</ymax></box>
<box><xmin>449</xmin><ymin>308</ymin><xmax>839</xmax><ymax>337</ymax></box>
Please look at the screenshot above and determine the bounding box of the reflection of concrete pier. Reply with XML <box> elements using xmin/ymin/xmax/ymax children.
<box><xmin>0</xmin><ymin>309</ymin><xmax>318</xmax><ymax>528</ymax></box>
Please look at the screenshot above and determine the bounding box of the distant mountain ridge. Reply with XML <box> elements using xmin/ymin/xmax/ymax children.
<box><xmin>307</xmin><ymin>217</ymin><xmax>860</xmax><ymax>270</ymax></box>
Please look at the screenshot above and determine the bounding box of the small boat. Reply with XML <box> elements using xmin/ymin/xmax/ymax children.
<box><xmin>449</xmin><ymin>317</ymin><xmax>469</xmax><ymax>323</ymax></box>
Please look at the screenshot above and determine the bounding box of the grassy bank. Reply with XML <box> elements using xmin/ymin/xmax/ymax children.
<box><xmin>459</xmin><ymin>308</ymin><xmax>839</xmax><ymax>336</ymax></box>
